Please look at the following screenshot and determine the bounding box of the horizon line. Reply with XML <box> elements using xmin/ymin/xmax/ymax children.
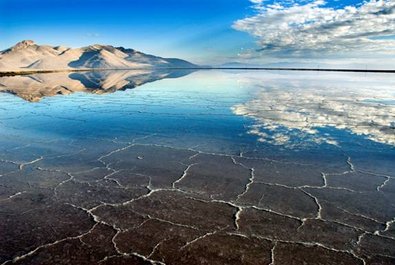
<box><xmin>1</xmin><ymin>67</ymin><xmax>395</xmax><ymax>77</ymax></box>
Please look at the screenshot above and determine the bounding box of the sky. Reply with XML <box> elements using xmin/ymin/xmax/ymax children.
<box><xmin>0</xmin><ymin>0</ymin><xmax>394</xmax><ymax>67</ymax></box>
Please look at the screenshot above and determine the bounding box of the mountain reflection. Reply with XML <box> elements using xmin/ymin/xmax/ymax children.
<box><xmin>0</xmin><ymin>69</ymin><xmax>195</xmax><ymax>102</ymax></box>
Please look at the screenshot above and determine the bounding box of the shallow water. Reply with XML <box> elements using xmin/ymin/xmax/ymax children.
<box><xmin>0</xmin><ymin>70</ymin><xmax>394</xmax><ymax>264</ymax></box>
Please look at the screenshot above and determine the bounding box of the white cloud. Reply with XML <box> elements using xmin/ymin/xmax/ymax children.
<box><xmin>249</xmin><ymin>0</ymin><xmax>264</xmax><ymax>4</ymax></box>
<box><xmin>233</xmin><ymin>0</ymin><xmax>395</xmax><ymax>56</ymax></box>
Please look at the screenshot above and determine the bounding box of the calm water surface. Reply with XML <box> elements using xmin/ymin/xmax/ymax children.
<box><xmin>0</xmin><ymin>70</ymin><xmax>394</xmax><ymax>264</ymax></box>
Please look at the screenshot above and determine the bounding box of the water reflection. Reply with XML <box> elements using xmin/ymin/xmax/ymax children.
<box><xmin>232</xmin><ymin>72</ymin><xmax>395</xmax><ymax>147</ymax></box>
<box><xmin>1</xmin><ymin>69</ymin><xmax>394</xmax><ymax>149</ymax></box>
<box><xmin>0</xmin><ymin>69</ymin><xmax>195</xmax><ymax>102</ymax></box>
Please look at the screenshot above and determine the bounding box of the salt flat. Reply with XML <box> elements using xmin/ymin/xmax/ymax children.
<box><xmin>0</xmin><ymin>70</ymin><xmax>394</xmax><ymax>265</ymax></box>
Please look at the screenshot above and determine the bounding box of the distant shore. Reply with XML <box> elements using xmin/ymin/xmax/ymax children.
<box><xmin>1</xmin><ymin>67</ymin><xmax>394</xmax><ymax>77</ymax></box>
<box><xmin>0</xmin><ymin>69</ymin><xmax>93</xmax><ymax>77</ymax></box>
<box><xmin>210</xmin><ymin>67</ymin><xmax>395</xmax><ymax>73</ymax></box>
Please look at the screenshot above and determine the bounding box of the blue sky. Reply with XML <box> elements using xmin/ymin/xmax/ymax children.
<box><xmin>0</xmin><ymin>0</ymin><xmax>255</xmax><ymax>63</ymax></box>
<box><xmin>0</xmin><ymin>0</ymin><xmax>394</xmax><ymax>66</ymax></box>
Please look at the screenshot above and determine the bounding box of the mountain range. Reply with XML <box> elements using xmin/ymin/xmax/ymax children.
<box><xmin>0</xmin><ymin>40</ymin><xmax>197</xmax><ymax>71</ymax></box>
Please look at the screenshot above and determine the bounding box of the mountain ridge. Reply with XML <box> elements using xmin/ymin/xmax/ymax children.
<box><xmin>0</xmin><ymin>40</ymin><xmax>197</xmax><ymax>71</ymax></box>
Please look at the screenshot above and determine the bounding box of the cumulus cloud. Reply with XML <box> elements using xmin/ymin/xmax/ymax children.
<box><xmin>233</xmin><ymin>0</ymin><xmax>395</xmax><ymax>56</ymax></box>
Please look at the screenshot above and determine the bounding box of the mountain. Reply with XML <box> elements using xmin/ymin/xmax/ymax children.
<box><xmin>0</xmin><ymin>69</ymin><xmax>195</xmax><ymax>102</ymax></box>
<box><xmin>0</xmin><ymin>40</ymin><xmax>197</xmax><ymax>71</ymax></box>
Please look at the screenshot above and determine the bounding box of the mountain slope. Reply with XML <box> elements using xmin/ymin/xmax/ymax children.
<box><xmin>0</xmin><ymin>40</ymin><xmax>197</xmax><ymax>71</ymax></box>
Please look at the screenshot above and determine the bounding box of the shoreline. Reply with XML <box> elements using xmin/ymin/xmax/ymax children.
<box><xmin>1</xmin><ymin>67</ymin><xmax>395</xmax><ymax>77</ymax></box>
<box><xmin>209</xmin><ymin>67</ymin><xmax>395</xmax><ymax>73</ymax></box>
<box><xmin>0</xmin><ymin>69</ymin><xmax>93</xmax><ymax>77</ymax></box>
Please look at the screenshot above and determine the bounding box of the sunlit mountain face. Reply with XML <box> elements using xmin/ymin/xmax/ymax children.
<box><xmin>0</xmin><ymin>40</ymin><xmax>197</xmax><ymax>72</ymax></box>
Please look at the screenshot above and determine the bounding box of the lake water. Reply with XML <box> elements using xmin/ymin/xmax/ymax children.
<box><xmin>0</xmin><ymin>70</ymin><xmax>394</xmax><ymax>264</ymax></box>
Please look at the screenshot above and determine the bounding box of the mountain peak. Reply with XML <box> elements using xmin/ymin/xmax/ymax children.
<box><xmin>12</xmin><ymin>40</ymin><xmax>35</xmax><ymax>50</ymax></box>
<box><xmin>85</xmin><ymin>44</ymin><xmax>114</xmax><ymax>50</ymax></box>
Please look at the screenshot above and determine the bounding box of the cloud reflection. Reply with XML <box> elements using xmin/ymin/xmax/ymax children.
<box><xmin>232</xmin><ymin>72</ymin><xmax>395</xmax><ymax>147</ymax></box>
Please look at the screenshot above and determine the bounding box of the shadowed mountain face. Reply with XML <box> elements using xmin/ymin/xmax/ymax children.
<box><xmin>0</xmin><ymin>40</ymin><xmax>197</xmax><ymax>71</ymax></box>
<box><xmin>0</xmin><ymin>69</ymin><xmax>195</xmax><ymax>102</ymax></box>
